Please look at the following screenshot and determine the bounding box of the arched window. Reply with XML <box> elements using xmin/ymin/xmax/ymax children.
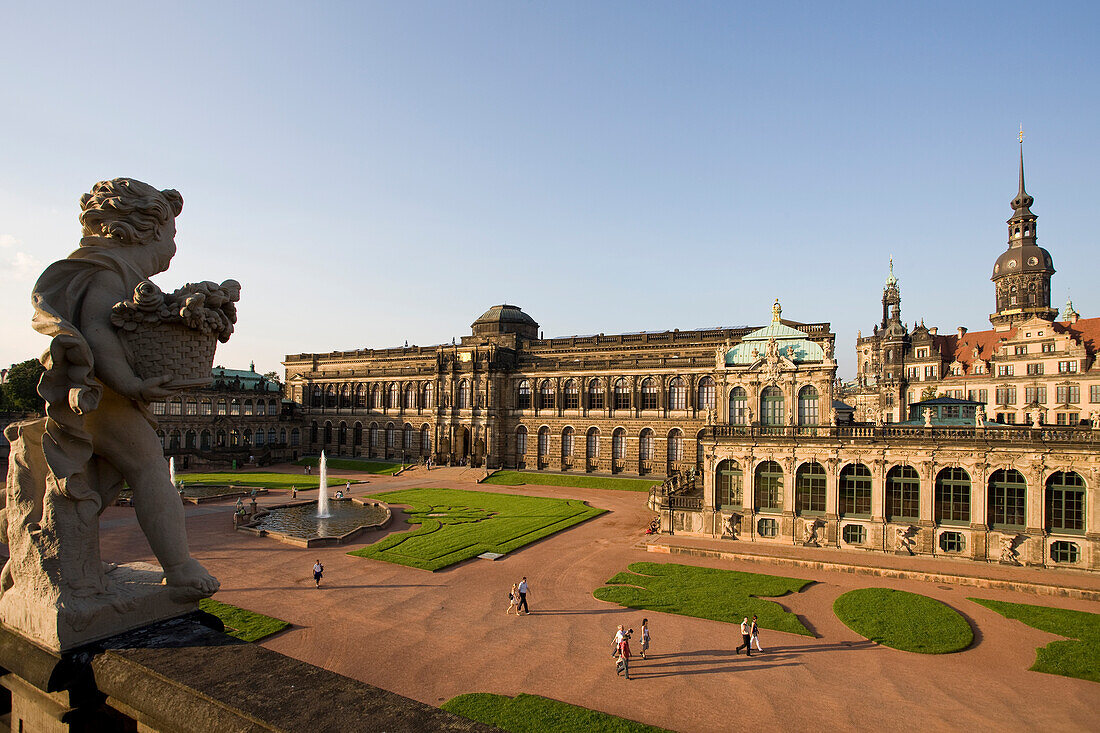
<box><xmin>839</xmin><ymin>463</ymin><xmax>872</xmax><ymax>516</ymax></box>
<box><xmin>356</xmin><ymin>384</ymin><xmax>366</xmax><ymax>408</ymax></box>
<box><xmin>169</xmin><ymin>430</ymin><xmax>181</xmax><ymax>450</ymax></box>
<box><xmin>229</xmin><ymin>429</ymin><xmax>240</xmax><ymax>447</ymax></box>
<box><xmin>185</xmin><ymin>399</ymin><xmax>198</xmax><ymax>416</ymax></box>
<box><xmin>641</xmin><ymin>378</ymin><xmax>658</xmax><ymax>410</ymax></box>
<box><xmin>458</xmin><ymin>380</ymin><xmax>471</xmax><ymax>409</ymax></box>
<box><xmin>697</xmin><ymin>377</ymin><xmax>715</xmax><ymax>411</ymax></box>
<box><xmin>325</xmin><ymin>386</ymin><xmax>336</xmax><ymax>409</ymax></box>
<box><xmin>515</xmin><ymin>426</ymin><xmax>528</xmax><ymax>457</ymax></box>
<box><xmin>935</xmin><ymin>467</ymin><xmax>971</xmax><ymax>524</ymax></box>
<box><xmin>353</xmin><ymin>422</ymin><xmax>362</xmax><ymax>446</ymax></box>
<box><xmin>309</xmin><ymin>421</ymin><xmax>318</xmax><ymax>443</ymax></box>
<box><xmin>539</xmin><ymin>380</ymin><xmax>554</xmax><ymax>410</ymax></box>
<box><xmin>385</xmin><ymin>424</ymin><xmax>395</xmax><ymax>449</ymax></box>
<box><xmin>369</xmin><ymin>424</ymin><xmax>379</xmax><ymax>449</ymax></box>
<box><xmin>561</xmin><ymin>427</ymin><xmax>574</xmax><ymax>458</ymax></box>
<box><xmin>338</xmin><ymin>422</ymin><xmax>347</xmax><ymax>445</ymax></box>
<box><xmin>695</xmin><ymin>430</ymin><xmax>706</xmax><ymax>472</ymax></box>
<box><xmin>279</xmin><ymin>428</ymin><xmax>287</xmax><ymax>444</ymax></box>
<box><xmin>216</xmin><ymin>429</ymin><xmax>226</xmax><ymax>447</ymax></box>
<box><xmin>588</xmin><ymin>379</ymin><xmax>604</xmax><ymax>410</ymax></box>
<box><xmin>217</xmin><ymin>399</ymin><xmax>227</xmax><ymax>416</ymax></box>
<box><xmin>290</xmin><ymin>428</ymin><xmax>300</xmax><ymax>446</ymax></box>
<box><xmin>311</xmin><ymin>385</ymin><xmax>322</xmax><ymax>408</ymax></box>
<box><xmin>405</xmin><ymin>385</ymin><xmax>416</xmax><ymax>409</ymax></box>
<box><xmin>761</xmin><ymin>386</ymin><xmax>784</xmax><ymax>426</ymax></box>
<box><xmin>563</xmin><ymin>380</ymin><xmax>579</xmax><ymax>410</ymax></box>
<box><xmin>1046</xmin><ymin>471</ymin><xmax>1085</xmax><ymax>534</ymax></box>
<box><xmin>185</xmin><ymin>430</ymin><xmax>197</xmax><ymax>449</ymax></box>
<box><xmin>422</xmin><ymin>382</ymin><xmax>434</xmax><ymax>408</ymax></box>
<box><xmin>716</xmin><ymin>459</ymin><xmax>743</xmax><ymax>508</ymax></box>
<box><xmin>612</xmin><ymin>428</ymin><xmax>626</xmax><ymax>461</ymax></box>
<box><xmin>372</xmin><ymin>384</ymin><xmax>382</xmax><ymax>408</ymax></box>
<box><xmin>586</xmin><ymin>428</ymin><xmax>599</xmax><ymax>459</ymax></box>
<box><xmin>639</xmin><ymin>428</ymin><xmax>654</xmax><ymax>460</ymax></box>
<box><xmin>537</xmin><ymin>426</ymin><xmax>550</xmax><ymax>457</ymax></box>
<box><xmin>668</xmin><ymin>377</ymin><xmax>686</xmax><ymax>410</ymax></box>
<box><xmin>729</xmin><ymin>387</ymin><xmax>748</xmax><ymax>425</ymax></box>
<box><xmin>886</xmin><ymin>465</ymin><xmax>920</xmax><ymax>521</ymax></box>
<box><xmin>201</xmin><ymin>399</ymin><xmax>212</xmax><ymax>416</ymax></box>
<box><xmin>230</xmin><ymin>398</ymin><xmax>241</xmax><ymax>416</ymax></box>
<box><xmin>988</xmin><ymin>469</ymin><xmax>1026</xmax><ymax>529</ymax></box>
<box><xmin>244</xmin><ymin>399</ymin><xmax>255</xmax><ymax>416</ymax></box>
<box><xmin>421</xmin><ymin>425</ymin><xmax>431</xmax><ymax>453</ymax></box>
<box><xmin>754</xmin><ymin>460</ymin><xmax>783</xmax><ymax>512</ymax></box>
<box><xmin>323</xmin><ymin>422</ymin><xmax>333</xmax><ymax>444</ymax></box>
<box><xmin>613</xmin><ymin>379</ymin><xmax>630</xmax><ymax>410</ymax></box>
<box><xmin>200</xmin><ymin>430</ymin><xmax>212</xmax><ymax>450</ymax></box>
<box><xmin>517</xmin><ymin>380</ymin><xmax>532</xmax><ymax>409</ymax></box>
<box><xmin>339</xmin><ymin>385</ymin><xmax>350</xmax><ymax>409</ymax></box>
<box><xmin>253</xmin><ymin>429</ymin><xmax>264</xmax><ymax>446</ymax></box>
<box><xmin>797</xmin><ymin>385</ymin><xmax>819</xmax><ymax>426</ymax></box>
<box><xmin>167</xmin><ymin>399</ymin><xmax>182</xmax><ymax>416</ymax></box>
<box><xmin>254</xmin><ymin>399</ymin><xmax>265</xmax><ymax>416</ymax></box>
<box><xmin>666</xmin><ymin>429</ymin><xmax>682</xmax><ymax>461</ymax></box>
<box><xmin>404</xmin><ymin>424</ymin><xmax>415</xmax><ymax>450</ymax></box>
<box><xmin>796</xmin><ymin>462</ymin><xmax>826</xmax><ymax>514</ymax></box>
<box><xmin>387</xmin><ymin>383</ymin><xmax>399</xmax><ymax>409</ymax></box>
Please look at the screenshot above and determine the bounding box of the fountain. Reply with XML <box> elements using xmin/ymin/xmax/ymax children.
<box><xmin>169</xmin><ymin>456</ymin><xmax>176</xmax><ymax>488</ymax></box>
<box><xmin>317</xmin><ymin>450</ymin><xmax>330</xmax><ymax>518</ymax></box>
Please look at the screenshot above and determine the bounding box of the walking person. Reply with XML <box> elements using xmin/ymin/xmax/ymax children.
<box><xmin>612</xmin><ymin>624</ymin><xmax>625</xmax><ymax>656</ymax></box>
<box><xmin>617</xmin><ymin>629</ymin><xmax>633</xmax><ymax>680</ymax></box>
<box><xmin>735</xmin><ymin>617</ymin><xmax>753</xmax><ymax>656</ymax></box>
<box><xmin>312</xmin><ymin>559</ymin><xmax>324</xmax><ymax>589</ymax></box>
<box><xmin>640</xmin><ymin>618</ymin><xmax>651</xmax><ymax>659</ymax></box>
<box><xmin>751</xmin><ymin>615</ymin><xmax>764</xmax><ymax>653</ymax></box>
<box><xmin>517</xmin><ymin>576</ymin><xmax>530</xmax><ymax>614</ymax></box>
<box><xmin>506</xmin><ymin>584</ymin><xmax>521</xmax><ymax>615</ymax></box>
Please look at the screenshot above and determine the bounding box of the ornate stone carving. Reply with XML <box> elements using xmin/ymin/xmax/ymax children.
<box><xmin>999</xmin><ymin>534</ymin><xmax>1022</xmax><ymax>565</ymax></box>
<box><xmin>1</xmin><ymin>179</ymin><xmax>225</xmax><ymax>651</ymax></box>
<box><xmin>802</xmin><ymin>517</ymin><xmax>824</xmax><ymax>547</ymax></box>
<box><xmin>894</xmin><ymin>525</ymin><xmax>916</xmax><ymax>555</ymax></box>
<box><xmin>722</xmin><ymin>512</ymin><xmax>741</xmax><ymax>540</ymax></box>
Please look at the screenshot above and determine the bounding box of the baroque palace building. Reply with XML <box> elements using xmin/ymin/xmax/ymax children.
<box><xmin>150</xmin><ymin>365</ymin><xmax>304</xmax><ymax>468</ymax></box>
<box><xmin>283</xmin><ymin>301</ymin><xmax>839</xmax><ymax>476</ymax></box>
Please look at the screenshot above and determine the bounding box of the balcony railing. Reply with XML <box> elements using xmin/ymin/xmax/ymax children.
<box><xmin>707</xmin><ymin>424</ymin><xmax>1100</xmax><ymax>445</ymax></box>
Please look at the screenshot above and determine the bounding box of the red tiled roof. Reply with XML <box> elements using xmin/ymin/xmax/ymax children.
<box><xmin>1054</xmin><ymin>317</ymin><xmax>1100</xmax><ymax>355</ymax></box>
<box><xmin>937</xmin><ymin>317</ymin><xmax>1099</xmax><ymax>378</ymax></box>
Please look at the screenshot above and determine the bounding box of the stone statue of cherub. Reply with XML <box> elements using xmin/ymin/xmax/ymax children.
<box><xmin>1</xmin><ymin>179</ymin><xmax>228</xmax><ymax>648</ymax></box>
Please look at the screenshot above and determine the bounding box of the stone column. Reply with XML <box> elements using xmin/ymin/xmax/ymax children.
<box><xmin>825</xmin><ymin>457</ymin><xmax>840</xmax><ymax>545</ymax></box>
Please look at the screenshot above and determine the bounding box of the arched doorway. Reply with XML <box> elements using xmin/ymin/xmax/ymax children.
<box><xmin>456</xmin><ymin>427</ymin><xmax>471</xmax><ymax>465</ymax></box>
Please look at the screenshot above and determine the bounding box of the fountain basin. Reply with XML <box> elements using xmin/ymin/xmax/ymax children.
<box><xmin>117</xmin><ymin>485</ymin><xmax>270</xmax><ymax>506</ymax></box>
<box><xmin>239</xmin><ymin>498</ymin><xmax>391</xmax><ymax>547</ymax></box>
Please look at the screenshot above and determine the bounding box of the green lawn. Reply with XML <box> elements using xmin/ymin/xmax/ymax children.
<box><xmin>198</xmin><ymin>598</ymin><xmax>289</xmax><ymax>642</ymax></box>
<box><xmin>593</xmin><ymin>562</ymin><xmax>813</xmax><ymax>636</ymax></box>
<box><xmin>178</xmin><ymin>471</ymin><xmax>346</xmax><ymax>490</ymax></box>
<box><xmin>349</xmin><ymin>488</ymin><xmax>605</xmax><ymax>571</ymax></box>
<box><xmin>295</xmin><ymin>456</ymin><xmax>404</xmax><ymax>474</ymax></box>
<box><xmin>442</xmin><ymin>693</ymin><xmax>672</xmax><ymax>733</ymax></box>
<box><xmin>833</xmin><ymin>588</ymin><xmax>973</xmax><ymax>654</ymax></box>
<box><xmin>483</xmin><ymin>470</ymin><xmax>659</xmax><ymax>492</ymax></box>
<box><xmin>970</xmin><ymin>598</ymin><xmax>1100</xmax><ymax>683</ymax></box>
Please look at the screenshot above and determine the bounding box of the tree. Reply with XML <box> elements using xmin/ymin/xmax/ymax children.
<box><xmin>920</xmin><ymin>386</ymin><xmax>940</xmax><ymax>401</ymax></box>
<box><xmin>2</xmin><ymin>359</ymin><xmax>46</xmax><ymax>413</ymax></box>
<box><xmin>263</xmin><ymin>371</ymin><xmax>282</xmax><ymax>385</ymax></box>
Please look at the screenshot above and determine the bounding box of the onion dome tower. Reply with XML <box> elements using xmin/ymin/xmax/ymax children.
<box><xmin>990</xmin><ymin>142</ymin><xmax>1057</xmax><ymax>327</ymax></box>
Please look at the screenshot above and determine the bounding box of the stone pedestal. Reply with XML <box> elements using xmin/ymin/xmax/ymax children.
<box><xmin>0</xmin><ymin>562</ymin><xmax>196</xmax><ymax>653</ymax></box>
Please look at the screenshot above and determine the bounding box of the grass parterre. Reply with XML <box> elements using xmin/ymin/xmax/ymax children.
<box><xmin>483</xmin><ymin>470</ymin><xmax>660</xmax><ymax>492</ymax></box>
<box><xmin>442</xmin><ymin>693</ymin><xmax>672</xmax><ymax>733</ymax></box>
<box><xmin>970</xmin><ymin>598</ymin><xmax>1100</xmax><ymax>682</ymax></box>
<box><xmin>833</xmin><ymin>588</ymin><xmax>973</xmax><ymax>654</ymax></box>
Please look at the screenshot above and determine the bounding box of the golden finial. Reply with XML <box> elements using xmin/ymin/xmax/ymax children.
<box><xmin>1018</xmin><ymin>125</ymin><xmax>1024</xmax><ymax>144</ymax></box>
<box><xmin>772</xmin><ymin>298</ymin><xmax>782</xmax><ymax>322</ymax></box>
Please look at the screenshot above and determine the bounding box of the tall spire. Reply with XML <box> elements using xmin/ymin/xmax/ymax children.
<box><xmin>1011</xmin><ymin>132</ymin><xmax>1034</xmax><ymax>218</ymax></box>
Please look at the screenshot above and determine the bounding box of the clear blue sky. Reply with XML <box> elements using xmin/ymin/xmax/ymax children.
<box><xmin>2</xmin><ymin>2</ymin><xmax>1097</xmax><ymax>379</ymax></box>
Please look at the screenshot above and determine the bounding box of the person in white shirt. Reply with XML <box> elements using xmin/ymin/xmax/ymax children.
<box><xmin>735</xmin><ymin>617</ymin><xmax>753</xmax><ymax>656</ymax></box>
<box><xmin>517</xmin><ymin>577</ymin><xmax>530</xmax><ymax>614</ymax></box>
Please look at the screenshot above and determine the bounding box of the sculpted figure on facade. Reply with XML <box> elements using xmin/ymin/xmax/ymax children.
<box><xmin>999</xmin><ymin>534</ymin><xmax>1021</xmax><ymax>565</ymax></box>
<box><xmin>802</xmin><ymin>517</ymin><xmax>822</xmax><ymax>547</ymax></box>
<box><xmin>975</xmin><ymin>404</ymin><xmax>987</xmax><ymax>427</ymax></box>
<box><xmin>894</xmin><ymin>525</ymin><xmax>915</xmax><ymax>555</ymax></box>
<box><xmin>715</xmin><ymin>344</ymin><xmax>726</xmax><ymax>370</ymax></box>
<box><xmin>722</xmin><ymin>512</ymin><xmax>740</xmax><ymax>539</ymax></box>
<box><xmin>0</xmin><ymin>179</ymin><xmax>232</xmax><ymax>650</ymax></box>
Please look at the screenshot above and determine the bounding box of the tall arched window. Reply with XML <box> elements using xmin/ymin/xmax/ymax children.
<box><xmin>201</xmin><ymin>430</ymin><xmax>212</xmax><ymax>450</ymax></box>
<box><xmin>729</xmin><ymin>387</ymin><xmax>747</xmax><ymax>425</ymax></box>
<box><xmin>639</xmin><ymin>428</ymin><xmax>654</xmax><ymax>460</ymax></box>
<box><xmin>404</xmin><ymin>424</ymin><xmax>415</xmax><ymax>450</ymax></box>
<box><xmin>563</xmin><ymin>380</ymin><xmax>579</xmax><ymax>410</ymax></box>
<box><xmin>796</xmin><ymin>462</ymin><xmax>826</xmax><ymax>514</ymax></box>
<box><xmin>385</xmin><ymin>423</ymin><xmax>395</xmax><ymax>449</ymax></box>
<box><xmin>254</xmin><ymin>399</ymin><xmax>264</xmax><ymax>416</ymax></box>
<box><xmin>310</xmin><ymin>421</ymin><xmax>318</xmax><ymax>443</ymax></box>
<box><xmin>185</xmin><ymin>430</ymin><xmax>197</xmax><ymax>449</ymax></box>
<box><xmin>372</xmin><ymin>384</ymin><xmax>382</xmax><ymax>408</ymax></box>
<box><xmin>339</xmin><ymin>385</ymin><xmax>350</xmax><ymax>409</ymax></box>
<box><xmin>612</xmin><ymin>428</ymin><xmax>626</xmax><ymax>461</ymax></box>
<box><xmin>988</xmin><ymin>469</ymin><xmax>1026</xmax><ymax>530</ymax></box>
<box><xmin>886</xmin><ymin>465</ymin><xmax>920</xmax><ymax>521</ymax></box>
<box><xmin>311</xmin><ymin>386</ymin><xmax>322</xmax><ymax>408</ymax></box>
<box><xmin>695</xmin><ymin>430</ymin><xmax>706</xmax><ymax>472</ymax></box>
<box><xmin>421</xmin><ymin>425</ymin><xmax>431</xmax><ymax>453</ymax></box>
<box><xmin>539</xmin><ymin>380</ymin><xmax>554</xmax><ymax>409</ymax></box>
<box><xmin>613</xmin><ymin>379</ymin><xmax>630</xmax><ymax>410</ymax></box>
<box><xmin>217</xmin><ymin>398</ymin><xmax>228</xmax><ymax>416</ymax></box>
<box><xmin>537</xmin><ymin>426</ymin><xmax>550</xmax><ymax>457</ymax></box>
<box><xmin>935</xmin><ymin>467</ymin><xmax>971</xmax><ymax>524</ymax></box>
<box><xmin>279</xmin><ymin>428</ymin><xmax>287</xmax><ymax>444</ymax></box>
<box><xmin>588</xmin><ymin>379</ymin><xmax>604</xmax><ymax>410</ymax></box>
<box><xmin>458</xmin><ymin>380</ymin><xmax>471</xmax><ymax>409</ymax></box>
<box><xmin>353</xmin><ymin>422</ymin><xmax>362</xmax><ymax>446</ymax></box>
<box><xmin>387</xmin><ymin>383</ymin><xmax>399</xmax><ymax>409</ymax></box>
<box><xmin>325</xmin><ymin>386</ymin><xmax>337</xmax><ymax>409</ymax></box>
<box><xmin>761</xmin><ymin>386</ymin><xmax>784</xmax><ymax>426</ymax></box>
<box><xmin>716</xmin><ymin>459</ymin><xmax>743</xmax><ymax>508</ymax></box>
<box><xmin>268</xmin><ymin>398</ymin><xmax>278</xmax><ymax>415</ymax></box>
<box><xmin>241</xmin><ymin>398</ymin><xmax>252</xmax><ymax>416</ymax></box>
<box><xmin>839</xmin><ymin>463</ymin><xmax>872</xmax><ymax>516</ymax></box>
<box><xmin>356</xmin><ymin>384</ymin><xmax>366</xmax><ymax>408</ymax></box>
<box><xmin>369</xmin><ymin>424</ymin><xmax>379</xmax><ymax>450</ymax></box>
<box><xmin>668</xmin><ymin>377</ymin><xmax>686</xmax><ymax>410</ymax></box>
<box><xmin>253</xmin><ymin>429</ymin><xmax>264</xmax><ymax>446</ymax></box>
<box><xmin>230</xmin><ymin>398</ymin><xmax>241</xmax><ymax>416</ymax></box>
<box><xmin>515</xmin><ymin>426</ymin><xmax>528</xmax><ymax>458</ymax></box>
<box><xmin>561</xmin><ymin>427</ymin><xmax>574</xmax><ymax>458</ymax></box>
<box><xmin>517</xmin><ymin>380</ymin><xmax>531</xmax><ymax>409</ymax></box>
<box><xmin>323</xmin><ymin>422</ymin><xmax>333</xmax><ymax>444</ymax></box>
<box><xmin>290</xmin><ymin>428</ymin><xmax>300</xmax><ymax>446</ymax></box>
<box><xmin>404</xmin><ymin>385</ymin><xmax>416</xmax><ymax>409</ymax></box>
<box><xmin>797</xmin><ymin>385</ymin><xmax>819</xmax><ymax>426</ymax></box>
<box><xmin>168</xmin><ymin>430</ymin><xmax>181</xmax><ymax>450</ymax></box>
<box><xmin>1045</xmin><ymin>471</ymin><xmax>1085</xmax><ymax>534</ymax></box>
<box><xmin>641</xmin><ymin>378</ymin><xmax>658</xmax><ymax>410</ymax></box>
<box><xmin>754</xmin><ymin>460</ymin><xmax>783</xmax><ymax>512</ymax></box>
<box><xmin>697</xmin><ymin>377</ymin><xmax>715</xmax><ymax>411</ymax></box>
<box><xmin>666</xmin><ymin>429</ymin><xmax>682</xmax><ymax>461</ymax></box>
<box><xmin>422</xmin><ymin>382</ymin><xmax>434</xmax><ymax>408</ymax></box>
<box><xmin>338</xmin><ymin>422</ymin><xmax>347</xmax><ymax>445</ymax></box>
<box><xmin>586</xmin><ymin>428</ymin><xmax>599</xmax><ymax>459</ymax></box>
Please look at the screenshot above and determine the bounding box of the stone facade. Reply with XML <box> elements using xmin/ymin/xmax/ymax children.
<box><xmin>150</xmin><ymin>365</ymin><xmax>305</xmax><ymax>468</ymax></box>
<box><xmin>283</xmin><ymin>301</ymin><xmax>838</xmax><ymax>476</ymax></box>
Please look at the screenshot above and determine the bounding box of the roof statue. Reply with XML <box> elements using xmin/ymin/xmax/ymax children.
<box><xmin>1</xmin><ymin>179</ymin><xmax>230</xmax><ymax>651</ymax></box>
